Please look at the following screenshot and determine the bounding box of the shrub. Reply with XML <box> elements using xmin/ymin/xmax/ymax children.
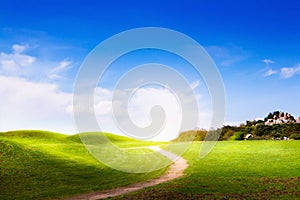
<box><xmin>230</xmin><ymin>131</ymin><xmax>244</xmax><ymax>140</ymax></box>
<box><xmin>290</xmin><ymin>134</ymin><xmax>300</xmax><ymax>140</ymax></box>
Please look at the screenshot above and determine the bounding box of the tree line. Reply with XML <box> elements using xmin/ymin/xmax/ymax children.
<box><xmin>220</xmin><ymin>123</ymin><xmax>300</xmax><ymax>140</ymax></box>
<box><xmin>174</xmin><ymin>111</ymin><xmax>300</xmax><ymax>141</ymax></box>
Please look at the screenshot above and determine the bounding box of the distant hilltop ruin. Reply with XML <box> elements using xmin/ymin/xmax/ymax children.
<box><xmin>264</xmin><ymin>111</ymin><xmax>298</xmax><ymax>125</ymax></box>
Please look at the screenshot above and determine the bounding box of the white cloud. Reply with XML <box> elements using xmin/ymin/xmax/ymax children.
<box><xmin>0</xmin><ymin>48</ymin><xmax>36</xmax><ymax>75</ymax></box>
<box><xmin>264</xmin><ymin>68</ymin><xmax>277</xmax><ymax>77</ymax></box>
<box><xmin>0</xmin><ymin>75</ymin><xmax>212</xmax><ymax>141</ymax></box>
<box><xmin>0</xmin><ymin>75</ymin><xmax>74</xmax><ymax>133</ymax></box>
<box><xmin>190</xmin><ymin>80</ymin><xmax>200</xmax><ymax>89</ymax></box>
<box><xmin>0</xmin><ymin>44</ymin><xmax>73</xmax><ymax>82</ymax></box>
<box><xmin>0</xmin><ymin>59</ymin><xmax>19</xmax><ymax>72</ymax></box>
<box><xmin>50</xmin><ymin>59</ymin><xmax>72</xmax><ymax>74</ymax></box>
<box><xmin>261</xmin><ymin>59</ymin><xmax>276</xmax><ymax>78</ymax></box>
<box><xmin>12</xmin><ymin>44</ymin><xmax>27</xmax><ymax>54</ymax></box>
<box><xmin>94</xmin><ymin>87</ymin><xmax>113</xmax><ymax>116</ymax></box>
<box><xmin>0</xmin><ymin>45</ymin><xmax>36</xmax><ymax>75</ymax></box>
<box><xmin>93</xmin><ymin>86</ymin><xmax>212</xmax><ymax>141</ymax></box>
<box><xmin>48</xmin><ymin>74</ymin><xmax>63</xmax><ymax>79</ymax></box>
<box><xmin>48</xmin><ymin>59</ymin><xmax>73</xmax><ymax>80</ymax></box>
<box><xmin>262</xmin><ymin>59</ymin><xmax>275</xmax><ymax>65</ymax></box>
<box><xmin>280</xmin><ymin>64</ymin><xmax>300</xmax><ymax>79</ymax></box>
<box><xmin>128</xmin><ymin>87</ymin><xmax>181</xmax><ymax>130</ymax></box>
<box><xmin>262</xmin><ymin>61</ymin><xmax>300</xmax><ymax>79</ymax></box>
<box><xmin>94</xmin><ymin>87</ymin><xmax>181</xmax><ymax>140</ymax></box>
<box><xmin>0</xmin><ymin>44</ymin><xmax>82</xmax><ymax>134</ymax></box>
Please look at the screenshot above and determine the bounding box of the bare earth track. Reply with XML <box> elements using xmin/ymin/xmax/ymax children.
<box><xmin>64</xmin><ymin>146</ymin><xmax>188</xmax><ymax>200</ymax></box>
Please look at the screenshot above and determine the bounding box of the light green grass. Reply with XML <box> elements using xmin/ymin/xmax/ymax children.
<box><xmin>2</xmin><ymin>131</ymin><xmax>300</xmax><ymax>199</ymax></box>
<box><xmin>0</xmin><ymin>130</ymin><xmax>166</xmax><ymax>199</ymax></box>
<box><xmin>78</xmin><ymin>132</ymin><xmax>172</xmax><ymax>173</ymax></box>
<box><xmin>120</xmin><ymin>140</ymin><xmax>300</xmax><ymax>199</ymax></box>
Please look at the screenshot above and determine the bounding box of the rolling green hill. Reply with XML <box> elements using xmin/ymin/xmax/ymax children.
<box><xmin>122</xmin><ymin>140</ymin><xmax>300</xmax><ymax>199</ymax></box>
<box><xmin>0</xmin><ymin>130</ymin><xmax>166</xmax><ymax>199</ymax></box>
<box><xmin>2</xmin><ymin>131</ymin><xmax>300</xmax><ymax>199</ymax></box>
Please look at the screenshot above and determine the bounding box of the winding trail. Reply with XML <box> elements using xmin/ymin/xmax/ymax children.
<box><xmin>64</xmin><ymin>146</ymin><xmax>188</xmax><ymax>200</ymax></box>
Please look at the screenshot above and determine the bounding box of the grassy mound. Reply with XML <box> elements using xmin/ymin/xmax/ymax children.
<box><xmin>0</xmin><ymin>130</ymin><xmax>166</xmax><ymax>199</ymax></box>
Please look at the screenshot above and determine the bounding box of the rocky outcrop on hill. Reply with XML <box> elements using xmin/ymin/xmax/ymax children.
<box><xmin>264</xmin><ymin>111</ymin><xmax>296</xmax><ymax>125</ymax></box>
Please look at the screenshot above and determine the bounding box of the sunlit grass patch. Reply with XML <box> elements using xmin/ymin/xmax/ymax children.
<box><xmin>0</xmin><ymin>130</ymin><xmax>167</xmax><ymax>199</ymax></box>
<box><xmin>120</xmin><ymin>140</ymin><xmax>300</xmax><ymax>199</ymax></box>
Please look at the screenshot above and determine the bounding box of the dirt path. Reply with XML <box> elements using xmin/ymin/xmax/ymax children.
<box><xmin>64</xmin><ymin>146</ymin><xmax>188</xmax><ymax>200</ymax></box>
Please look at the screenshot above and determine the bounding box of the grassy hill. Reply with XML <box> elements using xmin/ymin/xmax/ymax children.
<box><xmin>0</xmin><ymin>130</ymin><xmax>166</xmax><ymax>199</ymax></box>
<box><xmin>121</xmin><ymin>140</ymin><xmax>300</xmax><ymax>199</ymax></box>
<box><xmin>2</xmin><ymin>131</ymin><xmax>300</xmax><ymax>199</ymax></box>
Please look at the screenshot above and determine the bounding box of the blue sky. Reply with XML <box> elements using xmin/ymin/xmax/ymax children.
<box><xmin>0</xmin><ymin>0</ymin><xmax>300</xmax><ymax>139</ymax></box>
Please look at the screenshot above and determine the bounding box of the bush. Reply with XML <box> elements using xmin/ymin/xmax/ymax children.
<box><xmin>230</xmin><ymin>131</ymin><xmax>244</xmax><ymax>140</ymax></box>
<box><xmin>173</xmin><ymin>129</ymin><xmax>207</xmax><ymax>142</ymax></box>
<box><xmin>290</xmin><ymin>134</ymin><xmax>300</xmax><ymax>140</ymax></box>
<box><xmin>222</xmin><ymin>129</ymin><xmax>235</xmax><ymax>140</ymax></box>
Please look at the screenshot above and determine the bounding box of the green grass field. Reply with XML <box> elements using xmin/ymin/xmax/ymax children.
<box><xmin>0</xmin><ymin>130</ymin><xmax>166</xmax><ymax>199</ymax></box>
<box><xmin>1</xmin><ymin>131</ymin><xmax>300</xmax><ymax>199</ymax></box>
<box><xmin>121</xmin><ymin>140</ymin><xmax>300</xmax><ymax>199</ymax></box>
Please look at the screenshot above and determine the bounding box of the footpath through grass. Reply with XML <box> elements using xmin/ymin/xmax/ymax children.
<box><xmin>2</xmin><ymin>131</ymin><xmax>300</xmax><ymax>199</ymax></box>
<box><xmin>120</xmin><ymin>140</ymin><xmax>300</xmax><ymax>199</ymax></box>
<box><xmin>0</xmin><ymin>130</ymin><xmax>166</xmax><ymax>199</ymax></box>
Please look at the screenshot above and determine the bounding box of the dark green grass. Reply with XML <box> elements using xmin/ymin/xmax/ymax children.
<box><xmin>119</xmin><ymin>141</ymin><xmax>300</xmax><ymax>199</ymax></box>
<box><xmin>0</xmin><ymin>130</ymin><xmax>166</xmax><ymax>200</ymax></box>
